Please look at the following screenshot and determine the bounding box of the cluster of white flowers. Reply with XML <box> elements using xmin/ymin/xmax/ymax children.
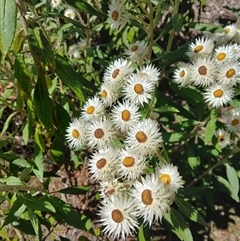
<box><xmin>173</xmin><ymin>23</ymin><xmax>240</xmax><ymax>148</ymax></box>
<box><xmin>66</xmin><ymin>57</ymin><xmax>183</xmax><ymax>239</ymax></box>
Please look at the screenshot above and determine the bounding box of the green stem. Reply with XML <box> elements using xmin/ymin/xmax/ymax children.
<box><xmin>186</xmin><ymin>147</ymin><xmax>240</xmax><ymax>188</ymax></box>
<box><xmin>0</xmin><ymin>184</ymin><xmax>45</xmax><ymax>193</ymax></box>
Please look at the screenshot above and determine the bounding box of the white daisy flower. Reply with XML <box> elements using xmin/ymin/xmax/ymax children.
<box><xmin>224</xmin><ymin>107</ymin><xmax>240</xmax><ymax>133</ymax></box>
<box><xmin>110</xmin><ymin>99</ymin><xmax>140</xmax><ymax>133</ymax></box>
<box><xmin>86</xmin><ymin>117</ymin><xmax>116</xmax><ymax>149</ymax></box>
<box><xmin>130</xmin><ymin>174</ymin><xmax>171</xmax><ymax>226</ymax></box>
<box><xmin>214</xmin><ymin>45</ymin><xmax>235</xmax><ymax>65</ymax></box>
<box><xmin>68</xmin><ymin>44</ymin><xmax>80</xmax><ymax>59</ymax></box>
<box><xmin>99</xmin><ymin>82</ymin><xmax>121</xmax><ymax>107</ymax></box>
<box><xmin>172</xmin><ymin>62</ymin><xmax>191</xmax><ymax>87</ymax></box>
<box><xmin>99</xmin><ymin>179</ymin><xmax>127</xmax><ymax>199</ymax></box>
<box><xmin>81</xmin><ymin>96</ymin><xmax>105</xmax><ymax>121</ymax></box>
<box><xmin>189</xmin><ymin>57</ymin><xmax>217</xmax><ymax>87</ymax></box>
<box><xmin>88</xmin><ymin>147</ymin><xmax>119</xmax><ymax>181</ymax></box>
<box><xmin>123</xmin><ymin>74</ymin><xmax>155</xmax><ymax>106</ymax></box>
<box><xmin>155</xmin><ymin>164</ymin><xmax>183</xmax><ymax>194</ymax></box>
<box><xmin>203</xmin><ymin>83</ymin><xmax>234</xmax><ymax>108</ymax></box>
<box><xmin>186</xmin><ymin>37</ymin><xmax>214</xmax><ymax>58</ymax></box>
<box><xmin>99</xmin><ymin>194</ymin><xmax>138</xmax><ymax>239</ymax></box>
<box><xmin>65</xmin><ymin>118</ymin><xmax>87</xmax><ymax>149</ymax></box>
<box><xmin>230</xmin><ymin>43</ymin><xmax>240</xmax><ymax>60</ymax></box>
<box><xmin>103</xmin><ymin>58</ymin><xmax>133</xmax><ymax>88</ymax></box>
<box><xmin>64</xmin><ymin>7</ymin><xmax>76</xmax><ymax>20</ymax></box>
<box><xmin>217</xmin><ymin>61</ymin><xmax>240</xmax><ymax>87</ymax></box>
<box><xmin>137</xmin><ymin>64</ymin><xmax>160</xmax><ymax>86</ymax></box>
<box><xmin>51</xmin><ymin>0</ymin><xmax>62</xmax><ymax>8</ymax></box>
<box><xmin>107</xmin><ymin>0</ymin><xmax>129</xmax><ymax>31</ymax></box>
<box><xmin>124</xmin><ymin>40</ymin><xmax>149</xmax><ymax>63</ymax></box>
<box><xmin>116</xmin><ymin>147</ymin><xmax>147</xmax><ymax>181</ymax></box>
<box><xmin>215</xmin><ymin>128</ymin><xmax>231</xmax><ymax>148</ymax></box>
<box><xmin>125</xmin><ymin>118</ymin><xmax>163</xmax><ymax>156</ymax></box>
<box><xmin>224</xmin><ymin>24</ymin><xmax>238</xmax><ymax>40</ymax></box>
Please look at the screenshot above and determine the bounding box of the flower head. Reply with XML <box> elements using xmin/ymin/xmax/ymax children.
<box><xmin>137</xmin><ymin>64</ymin><xmax>160</xmax><ymax>86</ymax></box>
<box><xmin>86</xmin><ymin>117</ymin><xmax>116</xmax><ymax>149</ymax></box>
<box><xmin>173</xmin><ymin>62</ymin><xmax>191</xmax><ymax>87</ymax></box>
<box><xmin>224</xmin><ymin>107</ymin><xmax>240</xmax><ymax>133</ymax></box>
<box><xmin>81</xmin><ymin>96</ymin><xmax>105</xmax><ymax>121</ymax></box>
<box><xmin>189</xmin><ymin>57</ymin><xmax>217</xmax><ymax>87</ymax></box>
<box><xmin>124</xmin><ymin>40</ymin><xmax>149</xmax><ymax>63</ymax></box>
<box><xmin>110</xmin><ymin>99</ymin><xmax>140</xmax><ymax>133</ymax></box>
<box><xmin>203</xmin><ymin>83</ymin><xmax>234</xmax><ymax>108</ymax></box>
<box><xmin>99</xmin><ymin>194</ymin><xmax>138</xmax><ymax>239</ymax></box>
<box><xmin>186</xmin><ymin>37</ymin><xmax>214</xmax><ymax>58</ymax></box>
<box><xmin>51</xmin><ymin>0</ymin><xmax>62</xmax><ymax>8</ymax></box>
<box><xmin>130</xmin><ymin>174</ymin><xmax>172</xmax><ymax>226</ymax></box>
<box><xmin>214</xmin><ymin>45</ymin><xmax>235</xmax><ymax>65</ymax></box>
<box><xmin>64</xmin><ymin>7</ymin><xmax>76</xmax><ymax>19</ymax></box>
<box><xmin>155</xmin><ymin>164</ymin><xmax>183</xmax><ymax>194</ymax></box>
<box><xmin>125</xmin><ymin>118</ymin><xmax>163</xmax><ymax>156</ymax></box>
<box><xmin>215</xmin><ymin>128</ymin><xmax>231</xmax><ymax>148</ymax></box>
<box><xmin>65</xmin><ymin>118</ymin><xmax>87</xmax><ymax>149</ymax></box>
<box><xmin>108</xmin><ymin>0</ymin><xmax>129</xmax><ymax>31</ymax></box>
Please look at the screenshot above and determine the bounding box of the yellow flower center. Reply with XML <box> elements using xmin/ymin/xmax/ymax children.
<box><xmin>86</xmin><ymin>106</ymin><xmax>95</xmax><ymax>114</ymax></box>
<box><xmin>135</xmin><ymin>131</ymin><xmax>147</xmax><ymax>143</ymax></box>
<box><xmin>159</xmin><ymin>173</ymin><xmax>171</xmax><ymax>185</ymax></box>
<box><xmin>72</xmin><ymin>129</ymin><xmax>80</xmax><ymax>138</ymax></box>
<box><xmin>111</xmin><ymin>209</ymin><xmax>124</xmax><ymax>223</ymax></box>
<box><xmin>231</xmin><ymin>119</ymin><xmax>239</xmax><ymax>126</ymax></box>
<box><xmin>121</xmin><ymin>110</ymin><xmax>131</xmax><ymax>121</ymax></box>
<box><xmin>217</xmin><ymin>134</ymin><xmax>224</xmax><ymax>142</ymax></box>
<box><xmin>101</xmin><ymin>89</ymin><xmax>107</xmax><ymax>98</ymax></box>
<box><xmin>96</xmin><ymin>158</ymin><xmax>107</xmax><ymax>169</ymax></box>
<box><xmin>122</xmin><ymin>156</ymin><xmax>135</xmax><ymax>167</ymax></box>
<box><xmin>131</xmin><ymin>45</ymin><xmax>138</xmax><ymax>52</ymax></box>
<box><xmin>112</xmin><ymin>68</ymin><xmax>120</xmax><ymax>79</ymax></box>
<box><xmin>217</xmin><ymin>52</ymin><xmax>226</xmax><ymax>61</ymax></box>
<box><xmin>225</xmin><ymin>28</ymin><xmax>230</xmax><ymax>34</ymax></box>
<box><xmin>134</xmin><ymin>84</ymin><xmax>144</xmax><ymax>94</ymax></box>
<box><xmin>94</xmin><ymin>128</ymin><xmax>104</xmax><ymax>139</ymax></box>
<box><xmin>67</xmin><ymin>13</ymin><xmax>71</xmax><ymax>18</ymax></box>
<box><xmin>226</xmin><ymin>69</ymin><xmax>235</xmax><ymax>78</ymax></box>
<box><xmin>198</xmin><ymin>65</ymin><xmax>207</xmax><ymax>75</ymax></box>
<box><xmin>111</xmin><ymin>11</ymin><xmax>119</xmax><ymax>21</ymax></box>
<box><xmin>179</xmin><ymin>70</ymin><xmax>185</xmax><ymax>78</ymax></box>
<box><xmin>194</xmin><ymin>45</ymin><xmax>203</xmax><ymax>53</ymax></box>
<box><xmin>213</xmin><ymin>89</ymin><xmax>223</xmax><ymax>98</ymax></box>
<box><xmin>141</xmin><ymin>189</ymin><xmax>153</xmax><ymax>205</ymax></box>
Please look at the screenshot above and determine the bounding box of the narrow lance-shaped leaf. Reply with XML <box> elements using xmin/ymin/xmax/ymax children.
<box><xmin>204</xmin><ymin>108</ymin><xmax>218</xmax><ymax>145</ymax></box>
<box><xmin>0</xmin><ymin>0</ymin><xmax>16</xmax><ymax>58</ymax></box>
<box><xmin>225</xmin><ymin>163</ymin><xmax>239</xmax><ymax>196</ymax></box>
<box><xmin>33</xmin><ymin>75</ymin><xmax>53</xmax><ymax>131</ymax></box>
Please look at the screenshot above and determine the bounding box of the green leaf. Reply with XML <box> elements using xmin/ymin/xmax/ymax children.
<box><xmin>0</xmin><ymin>176</ymin><xmax>23</xmax><ymax>185</ymax></box>
<box><xmin>137</xmin><ymin>223</ymin><xmax>150</xmax><ymax>241</ymax></box>
<box><xmin>28</xmin><ymin>208</ymin><xmax>42</xmax><ymax>241</ymax></box>
<box><xmin>2</xmin><ymin>199</ymin><xmax>26</xmax><ymax>227</ymax></box>
<box><xmin>65</xmin><ymin>0</ymin><xmax>106</xmax><ymax>18</ymax></box>
<box><xmin>186</xmin><ymin>22</ymin><xmax>224</xmax><ymax>33</ymax></box>
<box><xmin>214</xmin><ymin>175</ymin><xmax>239</xmax><ymax>202</ymax></box>
<box><xmin>186</xmin><ymin>145</ymin><xmax>200</xmax><ymax>170</ymax></box>
<box><xmin>163</xmin><ymin>208</ymin><xmax>193</xmax><ymax>241</ymax></box>
<box><xmin>1</xmin><ymin>111</ymin><xmax>17</xmax><ymax>136</ymax></box>
<box><xmin>55</xmin><ymin>54</ymin><xmax>97</xmax><ymax>101</ymax></box>
<box><xmin>175</xmin><ymin>197</ymin><xmax>208</xmax><ymax>228</ymax></box>
<box><xmin>39</xmin><ymin>29</ymin><xmax>55</xmax><ymax>67</ymax></box>
<box><xmin>33</xmin><ymin>151</ymin><xmax>44</xmax><ymax>182</ymax></box>
<box><xmin>0</xmin><ymin>0</ymin><xmax>17</xmax><ymax>58</ymax></box>
<box><xmin>54</xmin><ymin>103</ymin><xmax>71</xmax><ymax>135</ymax></box>
<box><xmin>33</xmin><ymin>75</ymin><xmax>53</xmax><ymax>131</ymax></box>
<box><xmin>34</xmin><ymin>126</ymin><xmax>46</xmax><ymax>152</ymax></box>
<box><xmin>12</xmin><ymin>219</ymin><xmax>35</xmax><ymax>235</ymax></box>
<box><xmin>54</xmin><ymin>186</ymin><xmax>90</xmax><ymax>195</ymax></box>
<box><xmin>225</xmin><ymin>163</ymin><xmax>239</xmax><ymax>196</ymax></box>
<box><xmin>162</xmin><ymin>132</ymin><xmax>183</xmax><ymax>142</ymax></box>
<box><xmin>18</xmin><ymin>193</ymin><xmax>55</xmax><ymax>212</ymax></box>
<box><xmin>14</xmin><ymin>54</ymin><xmax>32</xmax><ymax>98</ymax></box>
<box><xmin>172</xmin><ymin>13</ymin><xmax>183</xmax><ymax>33</ymax></box>
<box><xmin>204</xmin><ymin>109</ymin><xmax>218</xmax><ymax>145</ymax></box>
<box><xmin>50</xmin><ymin>136</ymin><xmax>67</xmax><ymax>164</ymax></box>
<box><xmin>153</xmin><ymin>106</ymin><xmax>179</xmax><ymax>113</ymax></box>
<box><xmin>46</xmin><ymin>195</ymin><xmax>86</xmax><ymax>229</ymax></box>
<box><xmin>12</xmin><ymin>158</ymin><xmax>31</xmax><ymax>168</ymax></box>
<box><xmin>12</xmin><ymin>29</ymin><xmax>25</xmax><ymax>54</ymax></box>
